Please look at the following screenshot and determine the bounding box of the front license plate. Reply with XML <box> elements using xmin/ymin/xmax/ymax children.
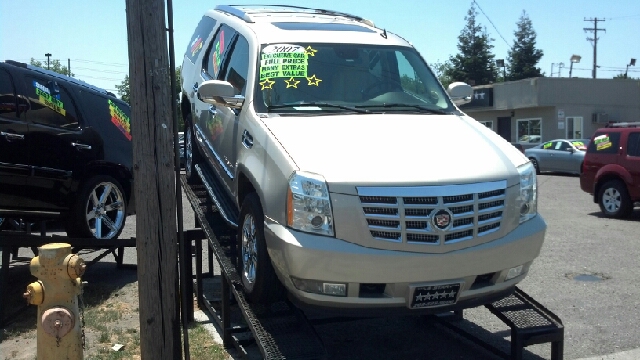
<box><xmin>411</xmin><ymin>283</ymin><xmax>461</xmax><ymax>309</ymax></box>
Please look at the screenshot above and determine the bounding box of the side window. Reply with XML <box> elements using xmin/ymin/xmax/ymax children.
<box><xmin>24</xmin><ymin>76</ymin><xmax>79</xmax><ymax>129</ymax></box>
<box><xmin>557</xmin><ymin>141</ymin><xmax>571</xmax><ymax>151</ymax></box>
<box><xmin>627</xmin><ymin>132</ymin><xmax>640</xmax><ymax>157</ymax></box>
<box><xmin>220</xmin><ymin>35</ymin><xmax>249</xmax><ymax>95</ymax></box>
<box><xmin>542</xmin><ymin>141</ymin><xmax>554</xmax><ymax>149</ymax></box>
<box><xmin>204</xmin><ymin>25</ymin><xmax>236</xmax><ymax>79</ymax></box>
<box><xmin>0</xmin><ymin>69</ymin><xmax>18</xmax><ymax>119</ymax></box>
<box><xmin>185</xmin><ymin>16</ymin><xmax>217</xmax><ymax>63</ymax></box>
<box><xmin>587</xmin><ymin>132</ymin><xmax>621</xmax><ymax>154</ymax></box>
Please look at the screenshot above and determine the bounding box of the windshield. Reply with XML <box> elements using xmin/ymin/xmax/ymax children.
<box><xmin>253</xmin><ymin>43</ymin><xmax>454</xmax><ymax>114</ymax></box>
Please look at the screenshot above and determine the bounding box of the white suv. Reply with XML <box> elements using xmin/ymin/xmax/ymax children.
<box><xmin>180</xmin><ymin>5</ymin><xmax>546</xmax><ymax>313</ymax></box>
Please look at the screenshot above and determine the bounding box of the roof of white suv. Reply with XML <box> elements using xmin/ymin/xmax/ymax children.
<box><xmin>208</xmin><ymin>5</ymin><xmax>411</xmax><ymax>46</ymax></box>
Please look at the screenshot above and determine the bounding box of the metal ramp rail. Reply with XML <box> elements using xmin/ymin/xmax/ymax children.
<box><xmin>182</xmin><ymin>175</ymin><xmax>327</xmax><ymax>360</ymax></box>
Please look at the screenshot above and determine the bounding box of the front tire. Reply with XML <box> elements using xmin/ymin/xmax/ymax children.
<box><xmin>237</xmin><ymin>193</ymin><xmax>284</xmax><ymax>304</ymax></box>
<box><xmin>65</xmin><ymin>175</ymin><xmax>127</xmax><ymax>239</ymax></box>
<box><xmin>184</xmin><ymin>114</ymin><xmax>202</xmax><ymax>184</ymax></box>
<box><xmin>598</xmin><ymin>180</ymin><xmax>633</xmax><ymax>218</ymax></box>
<box><xmin>529</xmin><ymin>158</ymin><xmax>540</xmax><ymax>175</ymax></box>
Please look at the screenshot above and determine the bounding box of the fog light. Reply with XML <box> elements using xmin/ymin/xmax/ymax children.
<box><xmin>506</xmin><ymin>265</ymin><xmax>524</xmax><ymax>280</ymax></box>
<box><xmin>291</xmin><ymin>277</ymin><xmax>347</xmax><ymax>297</ymax></box>
<box><xmin>323</xmin><ymin>283</ymin><xmax>347</xmax><ymax>296</ymax></box>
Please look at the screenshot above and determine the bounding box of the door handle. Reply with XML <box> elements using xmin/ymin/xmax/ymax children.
<box><xmin>71</xmin><ymin>142</ymin><xmax>92</xmax><ymax>151</ymax></box>
<box><xmin>242</xmin><ymin>130</ymin><xmax>253</xmax><ymax>149</ymax></box>
<box><xmin>1</xmin><ymin>131</ymin><xmax>24</xmax><ymax>141</ymax></box>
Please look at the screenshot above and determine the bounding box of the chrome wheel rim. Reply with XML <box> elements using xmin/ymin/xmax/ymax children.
<box><xmin>602</xmin><ymin>187</ymin><xmax>621</xmax><ymax>213</ymax></box>
<box><xmin>85</xmin><ymin>182</ymin><xmax>125</xmax><ymax>239</ymax></box>
<box><xmin>185</xmin><ymin>127</ymin><xmax>193</xmax><ymax>177</ymax></box>
<box><xmin>241</xmin><ymin>214</ymin><xmax>258</xmax><ymax>290</ymax></box>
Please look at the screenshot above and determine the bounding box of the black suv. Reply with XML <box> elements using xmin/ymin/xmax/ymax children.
<box><xmin>0</xmin><ymin>60</ymin><xmax>135</xmax><ymax>239</ymax></box>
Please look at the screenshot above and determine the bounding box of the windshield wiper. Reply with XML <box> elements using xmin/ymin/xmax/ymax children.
<box><xmin>267</xmin><ymin>102</ymin><xmax>371</xmax><ymax>114</ymax></box>
<box><xmin>356</xmin><ymin>103</ymin><xmax>449</xmax><ymax>114</ymax></box>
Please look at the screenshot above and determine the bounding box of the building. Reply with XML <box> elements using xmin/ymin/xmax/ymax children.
<box><xmin>461</xmin><ymin>77</ymin><xmax>640</xmax><ymax>148</ymax></box>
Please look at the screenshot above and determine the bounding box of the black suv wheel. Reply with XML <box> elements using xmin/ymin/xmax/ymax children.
<box><xmin>65</xmin><ymin>175</ymin><xmax>127</xmax><ymax>239</ymax></box>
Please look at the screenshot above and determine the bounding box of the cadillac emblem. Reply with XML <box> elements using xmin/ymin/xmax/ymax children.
<box><xmin>432</xmin><ymin>209</ymin><xmax>453</xmax><ymax>230</ymax></box>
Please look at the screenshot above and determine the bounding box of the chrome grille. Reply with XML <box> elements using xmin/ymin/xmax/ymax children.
<box><xmin>358</xmin><ymin>181</ymin><xmax>507</xmax><ymax>245</ymax></box>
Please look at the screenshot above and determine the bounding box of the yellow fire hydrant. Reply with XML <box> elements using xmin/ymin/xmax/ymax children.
<box><xmin>24</xmin><ymin>243</ymin><xmax>86</xmax><ymax>360</ymax></box>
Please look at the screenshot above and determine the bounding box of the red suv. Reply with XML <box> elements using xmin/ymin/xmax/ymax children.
<box><xmin>580</xmin><ymin>123</ymin><xmax>640</xmax><ymax>218</ymax></box>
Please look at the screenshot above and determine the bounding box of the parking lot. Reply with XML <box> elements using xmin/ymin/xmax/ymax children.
<box><xmin>2</xmin><ymin>173</ymin><xmax>639</xmax><ymax>359</ymax></box>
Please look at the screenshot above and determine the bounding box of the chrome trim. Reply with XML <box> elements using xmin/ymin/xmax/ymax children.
<box><xmin>194</xmin><ymin>124</ymin><xmax>234</xmax><ymax>179</ymax></box>
<box><xmin>357</xmin><ymin>180</ymin><xmax>507</xmax><ymax>197</ymax></box>
<box><xmin>357</xmin><ymin>181</ymin><xmax>508</xmax><ymax>246</ymax></box>
<box><xmin>195</xmin><ymin>164</ymin><xmax>238</xmax><ymax>228</ymax></box>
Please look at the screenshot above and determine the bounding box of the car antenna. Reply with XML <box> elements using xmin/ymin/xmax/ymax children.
<box><xmin>380</xmin><ymin>28</ymin><xmax>387</xmax><ymax>39</ymax></box>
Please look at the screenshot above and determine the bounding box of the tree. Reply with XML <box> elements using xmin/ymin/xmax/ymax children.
<box><xmin>115</xmin><ymin>74</ymin><xmax>130</xmax><ymax>103</ymax></box>
<box><xmin>507</xmin><ymin>10</ymin><xmax>544</xmax><ymax>80</ymax></box>
<box><xmin>30</xmin><ymin>58</ymin><xmax>74</xmax><ymax>77</ymax></box>
<box><xmin>445</xmin><ymin>3</ymin><xmax>496</xmax><ymax>86</ymax></box>
<box><xmin>430</xmin><ymin>60</ymin><xmax>454</xmax><ymax>88</ymax></box>
<box><xmin>613</xmin><ymin>73</ymin><xmax>638</xmax><ymax>80</ymax></box>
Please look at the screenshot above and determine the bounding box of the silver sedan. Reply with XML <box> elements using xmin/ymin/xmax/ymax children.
<box><xmin>525</xmin><ymin>139</ymin><xmax>589</xmax><ymax>175</ymax></box>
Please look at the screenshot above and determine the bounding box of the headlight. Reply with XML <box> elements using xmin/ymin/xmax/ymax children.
<box><xmin>517</xmin><ymin>162</ymin><xmax>537</xmax><ymax>223</ymax></box>
<box><xmin>287</xmin><ymin>171</ymin><xmax>334</xmax><ymax>236</ymax></box>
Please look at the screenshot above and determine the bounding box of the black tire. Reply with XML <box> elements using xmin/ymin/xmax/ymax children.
<box><xmin>529</xmin><ymin>158</ymin><xmax>540</xmax><ymax>175</ymax></box>
<box><xmin>598</xmin><ymin>180</ymin><xmax>633</xmax><ymax>219</ymax></box>
<box><xmin>65</xmin><ymin>175</ymin><xmax>127</xmax><ymax>239</ymax></box>
<box><xmin>184</xmin><ymin>114</ymin><xmax>202</xmax><ymax>184</ymax></box>
<box><xmin>237</xmin><ymin>193</ymin><xmax>284</xmax><ymax>304</ymax></box>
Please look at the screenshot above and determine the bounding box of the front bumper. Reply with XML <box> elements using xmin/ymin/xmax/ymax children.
<box><xmin>264</xmin><ymin>215</ymin><xmax>546</xmax><ymax>312</ymax></box>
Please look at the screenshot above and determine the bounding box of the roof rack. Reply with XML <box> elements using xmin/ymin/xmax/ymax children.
<box><xmin>4</xmin><ymin>60</ymin><xmax>115</xmax><ymax>97</ymax></box>
<box><xmin>215</xmin><ymin>5</ymin><xmax>375</xmax><ymax>27</ymax></box>
<box><xmin>605</xmin><ymin>122</ymin><xmax>640</xmax><ymax>128</ymax></box>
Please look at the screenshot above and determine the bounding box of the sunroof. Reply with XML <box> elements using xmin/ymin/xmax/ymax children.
<box><xmin>272</xmin><ymin>22</ymin><xmax>375</xmax><ymax>33</ymax></box>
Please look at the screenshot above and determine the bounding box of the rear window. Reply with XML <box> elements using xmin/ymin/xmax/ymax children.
<box><xmin>587</xmin><ymin>132</ymin><xmax>621</xmax><ymax>154</ymax></box>
<box><xmin>185</xmin><ymin>16</ymin><xmax>217</xmax><ymax>63</ymax></box>
<box><xmin>627</xmin><ymin>132</ymin><xmax>640</xmax><ymax>157</ymax></box>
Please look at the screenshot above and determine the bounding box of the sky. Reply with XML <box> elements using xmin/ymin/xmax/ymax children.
<box><xmin>1</xmin><ymin>0</ymin><xmax>639</xmax><ymax>94</ymax></box>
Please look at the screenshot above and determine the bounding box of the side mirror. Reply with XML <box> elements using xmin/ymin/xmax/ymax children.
<box><xmin>197</xmin><ymin>80</ymin><xmax>245</xmax><ymax>109</ymax></box>
<box><xmin>447</xmin><ymin>82</ymin><xmax>473</xmax><ymax>106</ymax></box>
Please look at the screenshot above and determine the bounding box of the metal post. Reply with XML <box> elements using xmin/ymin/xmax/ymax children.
<box><xmin>45</xmin><ymin>53</ymin><xmax>51</xmax><ymax>70</ymax></box>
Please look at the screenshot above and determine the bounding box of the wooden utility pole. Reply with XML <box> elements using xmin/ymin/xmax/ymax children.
<box><xmin>125</xmin><ymin>1</ymin><xmax>181</xmax><ymax>359</ymax></box>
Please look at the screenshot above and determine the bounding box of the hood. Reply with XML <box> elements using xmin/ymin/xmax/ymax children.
<box><xmin>263</xmin><ymin>113</ymin><xmax>526</xmax><ymax>192</ymax></box>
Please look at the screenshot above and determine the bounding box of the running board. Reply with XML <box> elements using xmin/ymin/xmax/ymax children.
<box><xmin>195</xmin><ymin>164</ymin><xmax>239</xmax><ymax>228</ymax></box>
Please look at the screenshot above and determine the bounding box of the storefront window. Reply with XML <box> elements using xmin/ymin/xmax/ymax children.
<box><xmin>517</xmin><ymin>118</ymin><xmax>541</xmax><ymax>144</ymax></box>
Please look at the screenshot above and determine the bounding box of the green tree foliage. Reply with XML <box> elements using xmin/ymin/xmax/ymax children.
<box><xmin>30</xmin><ymin>58</ymin><xmax>74</xmax><ymax>77</ymax></box>
<box><xmin>430</xmin><ymin>60</ymin><xmax>454</xmax><ymax>88</ymax></box>
<box><xmin>115</xmin><ymin>74</ymin><xmax>130</xmax><ymax>104</ymax></box>
<box><xmin>507</xmin><ymin>10</ymin><xmax>544</xmax><ymax>80</ymax></box>
<box><xmin>445</xmin><ymin>3</ymin><xmax>496</xmax><ymax>86</ymax></box>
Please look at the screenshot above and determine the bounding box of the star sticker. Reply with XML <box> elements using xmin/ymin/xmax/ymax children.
<box><xmin>259</xmin><ymin>78</ymin><xmax>275</xmax><ymax>90</ymax></box>
<box><xmin>284</xmin><ymin>77</ymin><xmax>300</xmax><ymax>88</ymax></box>
<box><xmin>306</xmin><ymin>74</ymin><xmax>322</xmax><ymax>86</ymax></box>
<box><xmin>305</xmin><ymin>46</ymin><xmax>318</xmax><ymax>56</ymax></box>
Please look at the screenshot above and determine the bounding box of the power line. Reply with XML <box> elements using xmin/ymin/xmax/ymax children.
<box><xmin>472</xmin><ymin>0</ymin><xmax>510</xmax><ymax>47</ymax></box>
<box><xmin>74</xmin><ymin>66</ymin><xmax>127</xmax><ymax>74</ymax></box>
<box><xmin>72</xmin><ymin>59</ymin><xmax>127</xmax><ymax>67</ymax></box>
